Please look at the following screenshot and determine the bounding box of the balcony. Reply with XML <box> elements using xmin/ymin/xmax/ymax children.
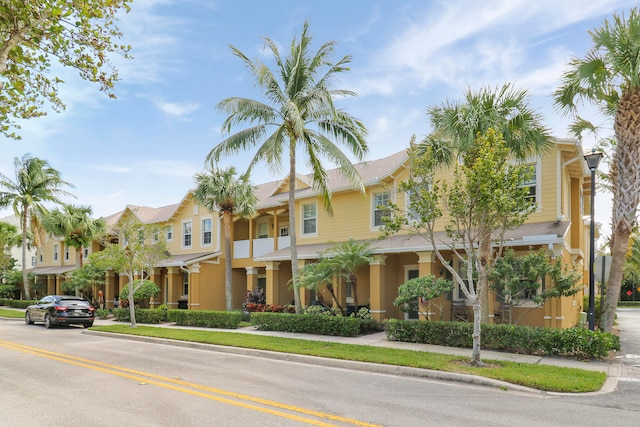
<box><xmin>233</xmin><ymin>236</ymin><xmax>291</xmax><ymax>259</ymax></box>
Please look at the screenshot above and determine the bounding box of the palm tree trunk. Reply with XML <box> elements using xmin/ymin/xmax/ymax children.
<box><xmin>21</xmin><ymin>206</ymin><xmax>31</xmax><ymax>300</ymax></box>
<box><xmin>289</xmin><ymin>143</ymin><xmax>302</xmax><ymax>314</ymax></box>
<box><xmin>224</xmin><ymin>211</ymin><xmax>233</xmax><ymax>311</ymax></box>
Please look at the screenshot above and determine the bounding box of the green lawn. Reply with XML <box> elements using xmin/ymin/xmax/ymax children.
<box><xmin>91</xmin><ymin>325</ymin><xmax>606</xmax><ymax>393</ymax></box>
<box><xmin>0</xmin><ymin>308</ymin><xmax>25</xmax><ymax>319</ymax></box>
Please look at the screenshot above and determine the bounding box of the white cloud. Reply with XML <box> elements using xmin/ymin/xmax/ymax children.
<box><xmin>153</xmin><ymin>100</ymin><xmax>201</xmax><ymax>118</ymax></box>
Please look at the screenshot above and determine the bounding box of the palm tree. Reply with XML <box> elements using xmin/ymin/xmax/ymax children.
<box><xmin>294</xmin><ymin>260</ymin><xmax>344</xmax><ymax>315</ymax></box>
<box><xmin>208</xmin><ymin>21</ymin><xmax>368</xmax><ymax>313</ymax></box>
<box><xmin>194</xmin><ymin>164</ymin><xmax>257</xmax><ymax>311</ymax></box>
<box><xmin>43</xmin><ymin>204</ymin><xmax>106</xmax><ymax>269</ymax></box>
<box><xmin>553</xmin><ymin>8</ymin><xmax>640</xmax><ymax>332</ymax></box>
<box><xmin>421</xmin><ymin>83</ymin><xmax>552</xmax><ymax>323</ymax></box>
<box><xmin>0</xmin><ymin>155</ymin><xmax>73</xmax><ymax>299</ymax></box>
<box><xmin>324</xmin><ymin>238</ymin><xmax>375</xmax><ymax>314</ymax></box>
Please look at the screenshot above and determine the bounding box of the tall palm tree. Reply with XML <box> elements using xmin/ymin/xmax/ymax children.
<box><xmin>0</xmin><ymin>155</ymin><xmax>73</xmax><ymax>299</ymax></box>
<box><xmin>194</xmin><ymin>164</ymin><xmax>257</xmax><ymax>311</ymax></box>
<box><xmin>43</xmin><ymin>204</ymin><xmax>106</xmax><ymax>268</ymax></box>
<box><xmin>422</xmin><ymin>83</ymin><xmax>552</xmax><ymax>323</ymax></box>
<box><xmin>208</xmin><ymin>21</ymin><xmax>368</xmax><ymax>313</ymax></box>
<box><xmin>553</xmin><ymin>8</ymin><xmax>640</xmax><ymax>332</ymax></box>
<box><xmin>324</xmin><ymin>238</ymin><xmax>375</xmax><ymax>314</ymax></box>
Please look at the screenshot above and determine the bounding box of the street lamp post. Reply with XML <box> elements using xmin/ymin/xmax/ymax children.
<box><xmin>584</xmin><ymin>149</ymin><xmax>603</xmax><ymax>331</ymax></box>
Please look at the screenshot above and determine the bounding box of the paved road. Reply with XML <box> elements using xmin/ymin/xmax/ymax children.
<box><xmin>1</xmin><ymin>320</ymin><xmax>639</xmax><ymax>426</ymax></box>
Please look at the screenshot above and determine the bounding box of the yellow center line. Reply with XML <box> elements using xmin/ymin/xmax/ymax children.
<box><xmin>0</xmin><ymin>339</ymin><xmax>381</xmax><ymax>427</ymax></box>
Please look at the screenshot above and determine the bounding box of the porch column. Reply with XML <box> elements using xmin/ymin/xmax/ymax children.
<box><xmin>369</xmin><ymin>255</ymin><xmax>387</xmax><ymax>322</ymax></box>
<box><xmin>189</xmin><ymin>263</ymin><xmax>201</xmax><ymax>310</ymax></box>
<box><xmin>417</xmin><ymin>251</ymin><xmax>438</xmax><ymax>320</ymax></box>
<box><xmin>47</xmin><ymin>275</ymin><xmax>56</xmax><ymax>295</ymax></box>
<box><xmin>298</xmin><ymin>259</ymin><xmax>308</xmax><ymax>307</ymax></box>
<box><xmin>265</xmin><ymin>261</ymin><xmax>280</xmax><ymax>305</ymax></box>
<box><xmin>105</xmin><ymin>271</ymin><xmax>115</xmax><ymax>309</ymax></box>
<box><xmin>245</xmin><ymin>267</ymin><xmax>258</xmax><ymax>293</ymax></box>
<box><xmin>149</xmin><ymin>268</ymin><xmax>162</xmax><ymax>308</ymax></box>
<box><xmin>166</xmin><ymin>267</ymin><xmax>182</xmax><ymax>309</ymax></box>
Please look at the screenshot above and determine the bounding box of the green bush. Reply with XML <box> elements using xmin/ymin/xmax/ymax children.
<box><xmin>384</xmin><ymin>319</ymin><xmax>620</xmax><ymax>359</ymax></box>
<box><xmin>167</xmin><ymin>309</ymin><xmax>242</xmax><ymax>329</ymax></box>
<box><xmin>0</xmin><ymin>298</ymin><xmax>36</xmax><ymax>309</ymax></box>
<box><xmin>251</xmin><ymin>312</ymin><xmax>362</xmax><ymax>337</ymax></box>
<box><xmin>113</xmin><ymin>308</ymin><xmax>165</xmax><ymax>324</ymax></box>
<box><xmin>95</xmin><ymin>309</ymin><xmax>110</xmax><ymax>320</ymax></box>
<box><xmin>0</xmin><ymin>285</ymin><xmax>19</xmax><ymax>299</ymax></box>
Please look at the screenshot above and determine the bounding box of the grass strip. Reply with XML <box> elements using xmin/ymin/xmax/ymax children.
<box><xmin>0</xmin><ymin>308</ymin><xmax>26</xmax><ymax>319</ymax></box>
<box><xmin>91</xmin><ymin>325</ymin><xmax>606</xmax><ymax>393</ymax></box>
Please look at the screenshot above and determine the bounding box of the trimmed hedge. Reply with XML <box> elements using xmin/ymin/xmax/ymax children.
<box><xmin>251</xmin><ymin>312</ymin><xmax>362</xmax><ymax>337</ymax></box>
<box><xmin>0</xmin><ymin>298</ymin><xmax>36</xmax><ymax>309</ymax></box>
<box><xmin>384</xmin><ymin>319</ymin><xmax>620</xmax><ymax>359</ymax></box>
<box><xmin>113</xmin><ymin>308</ymin><xmax>165</xmax><ymax>324</ymax></box>
<box><xmin>167</xmin><ymin>309</ymin><xmax>242</xmax><ymax>329</ymax></box>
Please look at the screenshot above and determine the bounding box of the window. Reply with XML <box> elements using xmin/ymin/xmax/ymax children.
<box><xmin>302</xmin><ymin>203</ymin><xmax>317</xmax><ymax>235</ymax></box>
<box><xmin>520</xmin><ymin>162</ymin><xmax>539</xmax><ymax>206</ymax></box>
<box><xmin>31</xmin><ymin>256</ymin><xmax>36</xmax><ymax>267</ymax></box>
<box><xmin>373</xmin><ymin>191</ymin><xmax>391</xmax><ymax>227</ymax></box>
<box><xmin>53</xmin><ymin>244</ymin><xmax>58</xmax><ymax>261</ymax></box>
<box><xmin>182</xmin><ymin>272</ymin><xmax>189</xmax><ymax>295</ymax></box>
<box><xmin>405</xmin><ymin>190</ymin><xmax>420</xmax><ymax>223</ymax></box>
<box><xmin>257</xmin><ymin>222</ymin><xmax>269</xmax><ymax>239</ymax></box>
<box><xmin>279</xmin><ymin>226</ymin><xmax>289</xmax><ymax>237</ymax></box>
<box><xmin>166</xmin><ymin>225</ymin><xmax>173</xmax><ymax>242</ymax></box>
<box><xmin>39</xmin><ymin>252</ymin><xmax>43</xmax><ymax>263</ymax></box>
<box><xmin>152</xmin><ymin>230</ymin><xmax>159</xmax><ymax>243</ymax></box>
<box><xmin>64</xmin><ymin>246</ymin><xmax>70</xmax><ymax>261</ymax></box>
<box><xmin>183</xmin><ymin>221</ymin><xmax>192</xmax><ymax>247</ymax></box>
<box><xmin>405</xmin><ymin>268</ymin><xmax>420</xmax><ymax>320</ymax></box>
<box><xmin>202</xmin><ymin>218</ymin><xmax>212</xmax><ymax>245</ymax></box>
<box><xmin>83</xmin><ymin>246</ymin><xmax>89</xmax><ymax>258</ymax></box>
<box><xmin>455</xmin><ymin>258</ymin><xmax>476</xmax><ymax>301</ymax></box>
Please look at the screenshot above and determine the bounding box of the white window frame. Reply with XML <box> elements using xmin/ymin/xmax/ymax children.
<box><xmin>64</xmin><ymin>245</ymin><xmax>70</xmax><ymax>261</ymax></box>
<box><xmin>372</xmin><ymin>191</ymin><xmax>391</xmax><ymax>228</ymax></box>
<box><xmin>257</xmin><ymin>221</ymin><xmax>269</xmax><ymax>239</ymax></box>
<box><xmin>518</xmin><ymin>157</ymin><xmax>541</xmax><ymax>211</ymax></box>
<box><xmin>279</xmin><ymin>226</ymin><xmax>289</xmax><ymax>237</ymax></box>
<box><xmin>202</xmin><ymin>217</ymin><xmax>212</xmax><ymax>246</ymax></box>
<box><xmin>53</xmin><ymin>244</ymin><xmax>59</xmax><ymax>261</ymax></box>
<box><xmin>182</xmin><ymin>220</ymin><xmax>192</xmax><ymax>249</ymax></box>
<box><xmin>301</xmin><ymin>202</ymin><xmax>317</xmax><ymax>236</ymax></box>
<box><xmin>31</xmin><ymin>256</ymin><xmax>36</xmax><ymax>267</ymax></box>
<box><xmin>83</xmin><ymin>246</ymin><xmax>89</xmax><ymax>258</ymax></box>
<box><xmin>166</xmin><ymin>225</ymin><xmax>173</xmax><ymax>242</ymax></box>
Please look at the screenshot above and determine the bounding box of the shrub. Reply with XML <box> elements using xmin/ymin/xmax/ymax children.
<box><xmin>95</xmin><ymin>309</ymin><xmax>110</xmax><ymax>320</ymax></box>
<box><xmin>244</xmin><ymin>303</ymin><xmax>295</xmax><ymax>313</ymax></box>
<box><xmin>384</xmin><ymin>319</ymin><xmax>619</xmax><ymax>359</ymax></box>
<box><xmin>0</xmin><ymin>285</ymin><xmax>19</xmax><ymax>299</ymax></box>
<box><xmin>113</xmin><ymin>308</ymin><xmax>165</xmax><ymax>324</ymax></box>
<box><xmin>251</xmin><ymin>312</ymin><xmax>361</xmax><ymax>337</ymax></box>
<box><xmin>167</xmin><ymin>309</ymin><xmax>242</xmax><ymax>329</ymax></box>
<box><xmin>0</xmin><ymin>298</ymin><xmax>36</xmax><ymax>309</ymax></box>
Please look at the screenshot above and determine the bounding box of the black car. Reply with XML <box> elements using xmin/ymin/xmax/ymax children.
<box><xmin>25</xmin><ymin>295</ymin><xmax>95</xmax><ymax>329</ymax></box>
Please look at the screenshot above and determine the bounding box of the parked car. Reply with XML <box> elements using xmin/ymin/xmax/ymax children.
<box><xmin>25</xmin><ymin>295</ymin><xmax>95</xmax><ymax>329</ymax></box>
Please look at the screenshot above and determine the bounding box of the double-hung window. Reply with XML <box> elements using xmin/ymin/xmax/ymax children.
<box><xmin>202</xmin><ymin>218</ymin><xmax>212</xmax><ymax>245</ymax></box>
<box><xmin>373</xmin><ymin>191</ymin><xmax>391</xmax><ymax>227</ymax></box>
<box><xmin>183</xmin><ymin>221</ymin><xmax>192</xmax><ymax>248</ymax></box>
<box><xmin>166</xmin><ymin>225</ymin><xmax>173</xmax><ymax>242</ymax></box>
<box><xmin>53</xmin><ymin>244</ymin><xmax>59</xmax><ymax>261</ymax></box>
<box><xmin>302</xmin><ymin>203</ymin><xmax>317</xmax><ymax>235</ymax></box>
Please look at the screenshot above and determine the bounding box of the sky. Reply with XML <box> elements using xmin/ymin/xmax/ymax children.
<box><xmin>1</xmin><ymin>0</ymin><xmax>635</xmax><ymax>239</ymax></box>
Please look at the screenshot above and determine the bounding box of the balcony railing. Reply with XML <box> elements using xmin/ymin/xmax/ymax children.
<box><xmin>233</xmin><ymin>236</ymin><xmax>291</xmax><ymax>259</ymax></box>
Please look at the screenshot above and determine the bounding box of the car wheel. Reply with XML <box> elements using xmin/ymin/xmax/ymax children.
<box><xmin>44</xmin><ymin>314</ymin><xmax>53</xmax><ymax>329</ymax></box>
<box><xmin>25</xmin><ymin>311</ymin><xmax>34</xmax><ymax>325</ymax></box>
<box><xmin>83</xmin><ymin>322</ymin><xmax>93</xmax><ymax>328</ymax></box>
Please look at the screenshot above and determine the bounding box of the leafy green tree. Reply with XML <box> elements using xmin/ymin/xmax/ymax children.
<box><xmin>382</xmin><ymin>129</ymin><xmax>535</xmax><ymax>366</ymax></box>
<box><xmin>1</xmin><ymin>268</ymin><xmax>39</xmax><ymax>299</ymax></box>
<box><xmin>0</xmin><ymin>155</ymin><xmax>74</xmax><ymax>299</ymax></box>
<box><xmin>422</xmin><ymin>83</ymin><xmax>552</xmax><ymax>323</ymax></box>
<box><xmin>393</xmin><ymin>275</ymin><xmax>453</xmax><ymax>321</ymax></box>
<box><xmin>489</xmin><ymin>248</ymin><xmax>582</xmax><ymax>324</ymax></box>
<box><xmin>0</xmin><ymin>221</ymin><xmax>21</xmax><ymax>272</ymax></box>
<box><xmin>0</xmin><ymin>0</ymin><xmax>132</xmax><ymax>139</ymax></box>
<box><xmin>193</xmin><ymin>164</ymin><xmax>257</xmax><ymax>311</ymax></box>
<box><xmin>43</xmin><ymin>204</ymin><xmax>106</xmax><ymax>269</ymax></box>
<box><xmin>554</xmin><ymin>8</ymin><xmax>640</xmax><ymax>332</ymax></box>
<box><xmin>323</xmin><ymin>238</ymin><xmax>375</xmax><ymax>314</ymax></box>
<box><xmin>208</xmin><ymin>21</ymin><xmax>368</xmax><ymax>314</ymax></box>
<box><xmin>119</xmin><ymin>279</ymin><xmax>160</xmax><ymax>309</ymax></box>
<box><xmin>90</xmin><ymin>217</ymin><xmax>168</xmax><ymax>327</ymax></box>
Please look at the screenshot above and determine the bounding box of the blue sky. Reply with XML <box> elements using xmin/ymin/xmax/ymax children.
<box><xmin>1</xmin><ymin>0</ymin><xmax>635</xmax><ymax>237</ymax></box>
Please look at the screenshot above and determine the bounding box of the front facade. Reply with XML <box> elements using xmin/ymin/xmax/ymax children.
<box><xmin>30</xmin><ymin>139</ymin><xmax>596</xmax><ymax>328</ymax></box>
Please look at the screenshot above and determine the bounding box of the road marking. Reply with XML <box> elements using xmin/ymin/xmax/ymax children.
<box><xmin>0</xmin><ymin>339</ymin><xmax>380</xmax><ymax>427</ymax></box>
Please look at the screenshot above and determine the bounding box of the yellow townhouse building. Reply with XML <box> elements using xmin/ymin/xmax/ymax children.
<box><xmin>30</xmin><ymin>138</ymin><xmax>596</xmax><ymax>328</ymax></box>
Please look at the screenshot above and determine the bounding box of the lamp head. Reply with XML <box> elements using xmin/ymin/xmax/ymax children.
<box><xmin>584</xmin><ymin>149</ymin><xmax>603</xmax><ymax>171</ymax></box>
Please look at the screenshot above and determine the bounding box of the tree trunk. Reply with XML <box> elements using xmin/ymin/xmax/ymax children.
<box><xmin>128</xmin><ymin>283</ymin><xmax>137</xmax><ymax>328</ymax></box>
<box><xmin>224</xmin><ymin>211</ymin><xmax>233</xmax><ymax>311</ymax></box>
<box><xmin>21</xmin><ymin>206</ymin><xmax>31</xmax><ymax>300</ymax></box>
<box><xmin>602</xmin><ymin>91</ymin><xmax>640</xmax><ymax>331</ymax></box>
<box><xmin>289</xmin><ymin>144</ymin><xmax>302</xmax><ymax>314</ymax></box>
<box><xmin>471</xmin><ymin>295</ymin><xmax>484</xmax><ymax>367</ymax></box>
<box><xmin>478</xmin><ymin>233</ymin><xmax>492</xmax><ymax>324</ymax></box>
<box><xmin>350</xmin><ymin>274</ymin><xmax>358</xmax><ymax>315</ymax></box>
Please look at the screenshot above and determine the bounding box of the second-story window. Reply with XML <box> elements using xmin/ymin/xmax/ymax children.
<box><xmin>257</xmin><ymin>222</ymin><xmax>269</xmax><ymax>239</ymax></box>
<box><xmin>166</xmin><ymin>225</ymin><xmax>173</xmax><ymax>242</ymax></box>
<box><xmin>31</xmin><ymin>256</ymin><xmax>36</xmax><ymax>267</ymax></box>
<box><xmin>302</xmin><ymin>203</ymin><xmax>317</xmax><ymax>235</ymax></box>
<box><xmin>202</xmin><ymin>218</ymin><xmax>212</xmax><ymax>245</ymax></box>
<box><xmin>373</xmin><ymin>191</ymin><xmax>391</xmax><ymax>227</ymax></box>
<box><xmin>53</xmin><ymin>244</ymin><xmax>59</xmax><ymax>261</ymax></box>
<box><xmin>182</xmin><ymin>272</ymin><xmax>189</xmax><ymax>295</ymax></box>
<box><xmin>64</xmin><ymin>246</ymin><xmax>70</xmax><ymax>261</ymax></box>
<box><xmin>183</xmin><ymin>221</ymin><xmax>192</xmax><ymax>248</ymax></box>
<box><xmin>83</xmin><ymin>246</ymin><xmax>89</xmax><ymax>258</ymax></box>
<box><xmin>521</xmin><ymin>163</ymin><xmax>538</xmax><ymax>205</ymax></box>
